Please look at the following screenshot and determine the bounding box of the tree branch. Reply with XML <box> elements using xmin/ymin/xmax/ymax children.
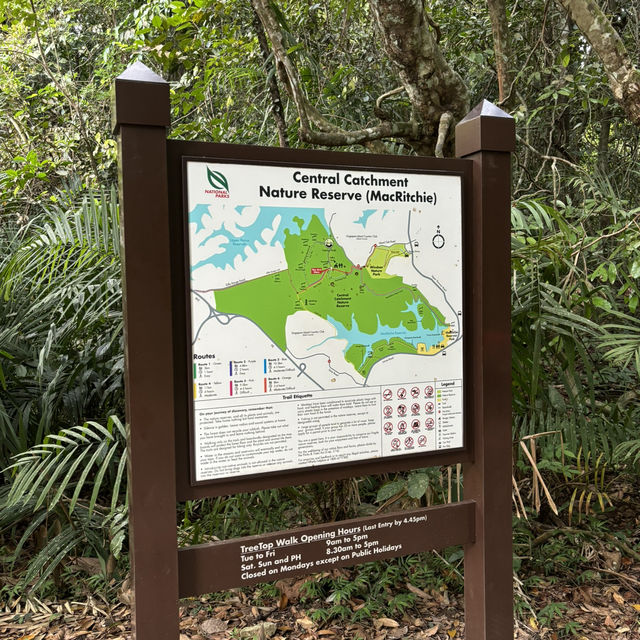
<box><xmin>375</xmin><ymin>86</ymin><xmax>406</xmax><ymax>111</ymax></box>
<box><xmin>300</xmin><ymin>120</ymin><xmax>428</xmax><ymax>146</ymax></box>
<box><xmin>487</xmin><ymin>0</ymin><xmax>515</xmax><ymax>107</ymax></box>
<box><xmin>252</xmin><ymin>0</ymin><xmax>419</xmax><ymax>150</ymax></box>
<box><xmin>251</xmin><ymin>1</ymin><xmax>289</xmax><ymax>147</ymax></box>
<box><xmin>368</xmin><ymin>0</ymin><xmax>469</xmax><ymax>130</ymax></box>
<box><xmin>434</xmin><ymin>111</ymin><xmax>453</xmax><ymax>158</ymax></box>
<box><xmin>28</xmin><ymin>0</ymin><xmax>99</xmax><ymax>176</ymax></box>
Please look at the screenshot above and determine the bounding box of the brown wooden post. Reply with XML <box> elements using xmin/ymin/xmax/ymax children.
<box><xmin>113</xmin><ymin>62</ymin><xmax>179</xmax><ymax>640</ymax></box>
<box><xmin>455</xmin><ymin>100</ymin><xmax>515</xmax><ymax>640</ymax></box>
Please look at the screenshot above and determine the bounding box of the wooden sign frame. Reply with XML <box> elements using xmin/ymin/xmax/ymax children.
<box><xmin>176</xmin><ymin>146</ymin><xmax>470</xmax><ymax>494</ymax></box>
<box><xmin>114</xmin><ymin>62</ymin><xmax>515</xmax><ymax>640</ymax></box>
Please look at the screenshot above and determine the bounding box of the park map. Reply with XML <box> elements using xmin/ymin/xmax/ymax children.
<box><xmin>186</xmin><ymin>161</ymin><xmax>464</xmax><ymax>480</ymax></box>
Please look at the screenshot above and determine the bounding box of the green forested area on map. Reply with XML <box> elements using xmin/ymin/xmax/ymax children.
<box><xmin>214</xmin><ymin>213</ymin><xmax>447</xmax><ymax>375</ymax></box>
<box><xmin>1</xmin><ymin>0</ymin><xmax>640</xmax><ymax>636</ymax></box>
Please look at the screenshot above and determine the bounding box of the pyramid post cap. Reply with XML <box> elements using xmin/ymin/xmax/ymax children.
<box><xmin>458</xmin><ymin>99</ymin><xmax>512</xmax><ymax>123</ymax></box>
<box><xmin>112</xmin><ymin>62</ymin><xmax>170</xmax><ymax>132</ymax></box>
<box><xmin>455</xmin><ymin>99</ymin><xmax>515</xmax><ymax>157</ymax></box>
<box><xmin>116</xmin><ymin>61</ymin><xmax>167</xmax><ymax>85</ymax></box>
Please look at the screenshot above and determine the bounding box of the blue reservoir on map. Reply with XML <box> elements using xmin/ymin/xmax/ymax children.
<box><xmin>189</xmin><ymin>205</ymin><xmax>328</xmax><ymax>273</ymax></box>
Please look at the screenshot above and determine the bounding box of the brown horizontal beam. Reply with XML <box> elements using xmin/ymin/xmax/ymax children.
<box><xmin>176</xmin><ymin>448</ymin><xmax>472</xmax><ymax>501</ymax></box>
<box><xmin>178</xmin><ymin>500</ymin><xmax>475</xmax><ymax>597</ymax></box>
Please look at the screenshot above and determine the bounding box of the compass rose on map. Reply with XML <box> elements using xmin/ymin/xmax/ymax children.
<box><xmin>432</xmin><ymin>225</ymin><xmax>445</xmax><ymax>249</ymax></box>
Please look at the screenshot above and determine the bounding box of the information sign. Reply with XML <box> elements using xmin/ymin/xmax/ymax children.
<box><xmin>114</xmin><ymin>62</ymin><xmax>515</xmax><ymax>640</ymax></box>
<box><xmin>178</xmin><ymin>501</ymin><xmax>474</xmax><ymax>595</ymax></box>
<box><xmin>185</xmin><ymin>160</ymin><xmax>464</xmax><ymax>482</ymax></box>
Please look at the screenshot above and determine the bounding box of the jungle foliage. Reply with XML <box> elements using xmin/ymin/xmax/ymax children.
<box><xmin>0</xmin><ymin>0</ymin><xmax>639</xmax><ymax>617</ymax></box>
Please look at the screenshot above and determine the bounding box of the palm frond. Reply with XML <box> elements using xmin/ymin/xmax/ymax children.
<box><xmin>5</xmin><ymin>416</ymin><xmax>127</xmax><ymax>517</ymax></box>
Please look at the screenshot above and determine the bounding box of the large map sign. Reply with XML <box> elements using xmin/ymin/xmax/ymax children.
<box><xmin>185</xmin><ymin>160</ymin><xmax>464</xmax><ymax>483</ymax></box>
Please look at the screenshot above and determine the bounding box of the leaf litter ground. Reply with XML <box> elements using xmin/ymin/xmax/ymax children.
<box><xmin>3</xmin><ymin>552</ymin><xmax>639</xmax><ymax>639</ymax></box>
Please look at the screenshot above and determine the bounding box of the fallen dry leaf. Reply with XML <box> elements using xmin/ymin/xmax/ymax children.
<box><xmin>425</xmin><ymin>625</ymin><xmax>439</xmax><ymax>636</ymax></box>
<box><xmin>406</xmin><ymin>582</ymin><xmax>430</xmax><ymax>600</ymax></box>
<box><xmin>200</xmin><ymin>617</ymin><xmax>228</xmax><ymax>635</ymax></box>
<box><xmin>118</xmin><ymin>578</ymin><xmax>133</xmax><ymax>606</ymax></box>
<box><xmin>375</xmin><ymin>616</ymin><xmax>400</xmax><ymax>628</ymax></box>
<box><xmin>295</xmin><ymin>616</ymin><xmax>315</xmax><ymax>630</ymax></box>
<box><xmin>236</xmin><ymin>621</ymin><xmax>277</xmax><ymax>639</ymax></box>
<box><xmin>387</xmin><ymin>626</ymin><xmax>408</xmax><ymax>639</ymax></box>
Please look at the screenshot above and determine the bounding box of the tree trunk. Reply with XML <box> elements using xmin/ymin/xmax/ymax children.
<box><xmin>486</xmin><ymin>0</ymin><xmax>515</xmax><ymax>107</ymax></box>
<box><xmin>369</xmin><ymin>0</ymin><xmax>469</xmax><ymax>153</ymax></box>
<box><xmin>556</xmin><ymin>0</ymin><xmax>640</xmax><ymax>126</ymax></box>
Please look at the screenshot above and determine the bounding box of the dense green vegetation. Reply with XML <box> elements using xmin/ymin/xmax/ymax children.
<box><xmin>1</xmin><ymin>0</ymin><xmax>639</xmax><ymax>629</ymax></box>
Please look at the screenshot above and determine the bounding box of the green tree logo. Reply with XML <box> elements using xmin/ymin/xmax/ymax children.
<box><xmin>207</xmin><ymin>167</ymin><xmax>229</xmax><ymax>192</ymax></box>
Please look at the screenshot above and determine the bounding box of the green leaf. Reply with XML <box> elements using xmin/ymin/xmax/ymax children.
<box><xmin>548</xmin><ymin>386</ymin><xmax>566</xmax><ymax>411</ymax></box>
<box><xmin>630</xmin><ymin>258</ymin><xmax>640</xmax><ymax>279</ymax></box>
<box><xmin>592</xmin><ymin>296</ymin><xmax>612</xmax><ymax>311</ymax></box>
<box><xmin>407</xmin><ymin>472</ymin><xmax>429</xmax><ymax>499</ymax></box>
<box><xmin>376</xmin><ymin>479</ymin><xmax>405</xmax><ymax>502</ymax></box>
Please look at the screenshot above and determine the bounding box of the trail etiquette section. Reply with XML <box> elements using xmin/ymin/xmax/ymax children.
<box><xmin>186</xmin><ymin>160</ymin><xmax>464</xmax><ymax>482</ymax></box>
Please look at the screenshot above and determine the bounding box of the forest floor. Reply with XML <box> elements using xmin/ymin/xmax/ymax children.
<box><xmin>2</xmin><ymin>481</ymin><xmax>639</xmax><ymax>640</ymax></box>
<box><xmin>2</xmin><ymin>541</ymin><xmax>639</xmax><ymax>640</ymax></box>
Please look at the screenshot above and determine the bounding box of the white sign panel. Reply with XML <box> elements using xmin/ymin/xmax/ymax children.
<box><xmin>186</xmin><ymin>160</ymin><xmax>464</xmax><ymax>482</ymax></box>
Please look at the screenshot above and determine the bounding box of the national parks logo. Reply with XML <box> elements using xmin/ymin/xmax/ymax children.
<box><xmin>205</xmin><ymin>167</ymin><xmax>230</xmax><ymax>198</ymax></box>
